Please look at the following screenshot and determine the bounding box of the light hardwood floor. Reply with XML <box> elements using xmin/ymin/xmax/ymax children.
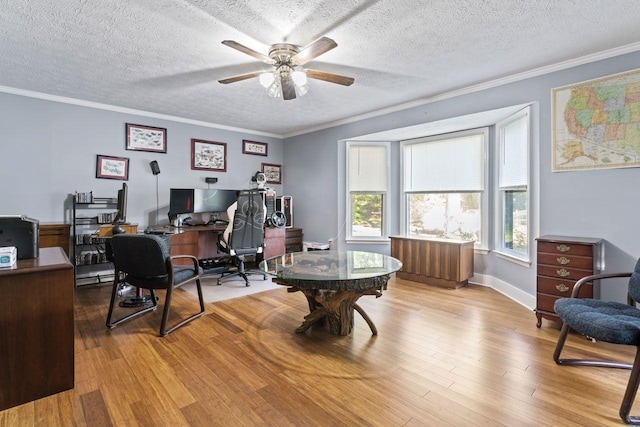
<box><xmin>1</xmin><ymin>277</ymin><xmax>636</xmax><ymax>426</ymax></box>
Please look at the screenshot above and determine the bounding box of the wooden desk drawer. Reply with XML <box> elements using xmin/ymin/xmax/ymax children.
<box><xmin>537</xmin><ymin>241</ymin><xmax>594</xmax><ymax>257</ymax></box>
<box><xmin>537</xmin><ymin>265</ymin><xmax>593</xmax><ymax>280</ymax></box>
<box><xmin>537</xmin><ymin>253</ymin><xmax>593</xmax><ymax>269</ymax></box>
<box><xmin>537</xmin><ymin>276</ymin><xmax>592</xmax><ymax>297</ymax></box>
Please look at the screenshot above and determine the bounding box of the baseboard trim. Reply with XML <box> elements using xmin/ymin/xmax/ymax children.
<box><xmin>469</xmin><ymin>273</ymin><xmax>536</xmax><ymax>312</ymax></box>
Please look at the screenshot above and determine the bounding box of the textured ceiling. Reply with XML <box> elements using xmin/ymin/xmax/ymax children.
<box><xmin>1</xmin><ymin>0</ymin><xmax>640</xmax><ymax>137</ymax></box>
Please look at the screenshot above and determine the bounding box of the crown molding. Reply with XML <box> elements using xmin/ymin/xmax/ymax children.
<box><xmin>0</xmin><ymin>85</ymin><xmax>284</xmax><ymax>139</ymax></box>
<box><xmin>282</xmin><ymin>41</ymin><xmax>640</xmax><ymax>138</ymax></box>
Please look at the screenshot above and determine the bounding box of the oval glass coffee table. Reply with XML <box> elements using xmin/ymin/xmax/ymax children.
<box><xmin>259</xmin><ymin>250</ymin><xmax>402</xmax><ymax>336</ymax></box>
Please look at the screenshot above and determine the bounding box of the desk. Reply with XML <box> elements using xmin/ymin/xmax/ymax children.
<box><xmin>260</xmin><ymin>251</ymin><xmax>402</xmax><ymax>335</ymax></box>
<box><xmin>0</xmin><ymin>247</ymin><xmax>74</xmax><ymax>410</ymax></box>
<box><xmin>39</xmin><ymin>223</ymin><xmax>71</xmax><ymax>257</ymax></box>
<box><xmin>169</xmin><ymin>224</ymin><xmax>286</xmax><ymax>262</ymax></box>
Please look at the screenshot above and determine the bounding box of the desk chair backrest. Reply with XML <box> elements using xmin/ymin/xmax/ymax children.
<box><xmin>223</xmin><ymin>190</ymin><xmax>265</xmax><ymax>254</ymax></box>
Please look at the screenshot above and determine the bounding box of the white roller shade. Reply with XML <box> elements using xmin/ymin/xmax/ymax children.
<box><xmin>349</xmin><ymin>145</ymin><xmax>387</xmax><ymax>191</ymax></box>
<box><xmin>404</xmin><ymin>133</ymin><xmax>484</xmax><ymax>192</ymax></box>
<box><xmin>499</xmin><ymin>112</ymin><xmax>528</xmax><ymax>188</ymax></box>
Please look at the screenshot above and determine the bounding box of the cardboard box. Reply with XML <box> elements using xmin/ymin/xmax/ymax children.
<box><xmin>0</xmin><ymin>246</ymin><xmax>17</xmax><ymax>268</ymax></box>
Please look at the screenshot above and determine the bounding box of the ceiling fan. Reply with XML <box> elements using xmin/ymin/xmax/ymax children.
<box><xmin>218</xmin><ymin>37</ymin><xmax>354</xmax><ymax>100</ymax></box>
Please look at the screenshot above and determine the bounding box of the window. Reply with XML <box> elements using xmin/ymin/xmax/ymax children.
<box><xmin>496</xmin><ymin>107</ymin><xmax>530</xmax><ymax>259</ymax></box>
<box><xmin>402</xmin><ymin>129</ymin><xmax>488</xmax><ymax>248</ymax></box>
<box><xmin>346</xmin><ymin>142</ymin><xmax>389</xmax><ymax>241</ymax></box>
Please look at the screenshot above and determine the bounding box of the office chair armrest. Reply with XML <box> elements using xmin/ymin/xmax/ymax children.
<box><xmin>169</xmin><ymin>254</ymin><xmax>200</xmax><ymax>271</ymax></box>
<box><xmin>570</xmin><ymin>271</ymin><xmax>633</xmax><ymax>298</ymax></box>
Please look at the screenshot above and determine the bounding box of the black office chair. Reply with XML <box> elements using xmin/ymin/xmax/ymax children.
<box><xmin>553</xmin><ymin>259</ymin><xmax>640</xmax><ymax>424</ymax></box>
<box><xmin>106</xmin><ymin>234</ymin><xmax>205</xmax><ymax>336</ymax></box>
<box><xmin>217</xmin><ymin>189</ymin><xmax>267</xmax><ymax>286</ymax></box>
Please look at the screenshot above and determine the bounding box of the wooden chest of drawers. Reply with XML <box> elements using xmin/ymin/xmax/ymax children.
<box><xmin>535</xmin><ymin>235</ymin><xmax>603</xmax><ymax>327</ymax></box>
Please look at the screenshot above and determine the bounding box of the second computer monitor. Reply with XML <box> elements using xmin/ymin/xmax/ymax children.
<box><xmin>193</xmin><ymin>189</ymin><xmax>237</xmax><ymax>214</ymax></box>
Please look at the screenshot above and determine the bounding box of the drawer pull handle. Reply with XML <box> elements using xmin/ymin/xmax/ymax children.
<box><xmin>557</xmin><ymin>244</ymin><xmax>571</xmax><ymax>252</ymax></box>
<box><xmin>556</xmin><ymin>283</ymin><xmax>570</xmax><ymax>293</ymax></box>
<box><xmin>557</xmin><ymin>269</ymin><xmax>570</xmax><ymax>277</ymax></box>
<box><xmin>557</xmin><ymin>257</ymin><xmax>570</xmax><ymax>265</ymax></box>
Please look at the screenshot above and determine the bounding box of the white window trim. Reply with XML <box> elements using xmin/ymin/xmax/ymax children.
<box><xmin>345</xmin><ymin>140</ymin><xmax>391</xmax><ymax>242</ymax></box>
<box><xmin>400</xmin><ymin>128</ymin><xmax>489</xmax><ymax>249</ymax></box>
<box><xmin>494</xmin><ymin>106</ymin><xmax>531</xmax><ymax>263</ymax></box>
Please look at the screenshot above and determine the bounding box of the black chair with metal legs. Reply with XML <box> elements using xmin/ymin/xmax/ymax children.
<box><xmin>553</xmin><ymin>259</ymin><xmax>640</xmax><ymax>425</ymax></box>
<box><xmin>106</xmin><ymin>234</ymin><xmax>205</xmax><ymax>337</ymax></box>
<box><xmin>217</xmin><ymin>189</ymin><xmax>267</xmax><ymax>287</ymax></box>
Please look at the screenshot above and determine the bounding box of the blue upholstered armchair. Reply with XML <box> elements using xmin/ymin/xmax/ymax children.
<box><xmin>554</xmin><ymin>259</ymin><xmax>640</xmax><ymax>424</ymax></box>
<box><xmin>106</xmin><ymin>234</ymin><xmax>205</xmax><ymax>336</ymax></box>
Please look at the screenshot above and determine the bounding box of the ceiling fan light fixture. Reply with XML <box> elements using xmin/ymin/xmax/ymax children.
<box><xmin>295</xmin><ymin>83</ymin><xmax>309</xmax><ymax>97</ymax></box>
<box><xmin>291</xmin><ymin>69</ymin><xmax>307</xmax><ymax>86</ymax></box>
<box><xmin>259</xmin><ymin>72</ymin><xmax>276</xmax><ymax>88</ymax></box>
<box><xmin>265</xmin><ymin>78</ymin><xmax>281</xmax><ymax>98</ymax></box>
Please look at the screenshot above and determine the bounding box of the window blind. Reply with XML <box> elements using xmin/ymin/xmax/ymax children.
<box><xmin>349</xmin><ymin>145</ymin><xmax>387</xmax><ymax>191</ymax></box>
<box><xmin>499</xmin><ymin>112</ymin><xmax>528</xmax><ymax>188</ymax></box>
<box><xmin>404</xmin><ymin>133</ymin><xmax>485</xmax><ymax>192</ymax></box>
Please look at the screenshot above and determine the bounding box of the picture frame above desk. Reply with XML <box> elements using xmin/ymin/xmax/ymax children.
<box><xmin>242</xmin><ymin>139</ymin><xmax>268</xmax><ymax>156</ymax></box>
<box><xmin>191</xmin><ymin>139</ymin><xmax>227</xmax><ymax>172</ymax></box>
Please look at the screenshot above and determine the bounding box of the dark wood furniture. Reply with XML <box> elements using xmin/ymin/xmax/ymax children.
<box><xmin>39</xmin><ymin>223</ymin><xmax>71</xmax><ymax>256</ymax></box>
<box><xmin>260</xmin><ymin>250</ymin><xmax>402</xmax><ymax>335</ymax></box>
<box><xmin>0</xmin><ymin>247</ymin><xmax>74</xmax><ymax>411</ymax></box>
<box><xmin>535</xmin><ymin>235</ymin><xmax>603</xmax><ymax>327</ymax></box>
<box><xmin>285</xmin><ymin>227</ymin><xmax>303</xmax><ymax>252</ymax></box>
<box><xmin>169</xmin><ymin>224</ymin><xmax>226</xmax><ymax>261</ymax></box>
<box><xmin>389</xmin><ymin>236</ymin><xmax>474</xmax><ymax>289</ymax></box>
<box><xmin>264</xmin><ymin>226</ymin><xmax>286</xmax><ymax>258</ymax></box>
<box><xmin>168</xmin><ymin>224</ymin><xmax>286</xmax><ymax>262</ymax></box>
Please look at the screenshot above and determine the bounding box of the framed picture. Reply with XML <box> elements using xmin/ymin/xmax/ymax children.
<box><xmin>242</xmin><ymin>140</ymin><xmax>268</xmax><ymax>156</ymax></box>
<box><xmin>191</xmin><ymin>139</ymin><xmax>227</xmax><ymax>172</ymax></box>
<box><xmin>96</xmin><ymin>155</ymin><xmax>129</xmax><ymax>180</ymax></box>
<box><xmin>261</xmin><ymin>163</ymin><xmax>282</xmax><ymax>184</ymax></box>
<box><xmin>126</xmin><ymin>123</ymin><xmax>167</xmax><ymax>153</ymax></box>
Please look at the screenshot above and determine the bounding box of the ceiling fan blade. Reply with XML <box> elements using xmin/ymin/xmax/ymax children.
<box><xmin>218</xmin><ymin>71</ymin><xmax>263</xmax><ymax>84</ymax></box>
<box><xmin>221</xmin><ymin>40</ymin><xmax>274</xmax><ymax>64</ymax></box>
<box><xmin>281</xmin><ymin>74</ymin><xmax>297</xmax><ymax>100</ymax></box>
<box><xmin>306</xmin><ymin>69</ymin><xmax>354</xmax><ymax>86</ymax></box>
<box><xmin>291</xmin><ymin>37</ymin><xmax>337</xmax><ymax>65</ymax></box>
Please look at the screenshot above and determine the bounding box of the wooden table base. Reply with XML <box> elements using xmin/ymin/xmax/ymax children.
<box><xmin>285</xmin><ymin>285</ymin><xmax>384</xmax><ymax>336</ymax></box>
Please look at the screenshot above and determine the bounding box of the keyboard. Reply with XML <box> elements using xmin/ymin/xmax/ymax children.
<box><xmin>144</xmin><ymin>225</ymin><xmax>177</xmax><ymax>235</ymax></box>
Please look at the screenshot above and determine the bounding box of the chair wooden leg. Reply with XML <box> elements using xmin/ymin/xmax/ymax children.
<box><xmin>159</xmin><ymin>278</ymin><xmax>206</xmax><ymax>336</ymax></box>
<box><xmin>620</xmin><ymin>347</ymin><xmax>640</xmax><ymax>425</ymax></box>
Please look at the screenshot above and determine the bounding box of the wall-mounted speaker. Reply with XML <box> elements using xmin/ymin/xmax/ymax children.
<box><xmin>205</xmin><ymin>177</ymin><xmax>218</xmax><ymax>184</ymax></box>
<box><xmin>150</xmin><ymin>160</ymin><xmax>160</xmax><ymax>175</ymax></box>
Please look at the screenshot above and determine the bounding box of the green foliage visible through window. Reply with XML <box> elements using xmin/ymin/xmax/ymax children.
<box><xmin>504</xmin><ymin>190</ymin><xmax>528</xmax><ymax>254</ymax></box>
<box><xmin>351</xmin><ymin>193</ymin><xmax>383</xmax><ymax>237</ymax></box>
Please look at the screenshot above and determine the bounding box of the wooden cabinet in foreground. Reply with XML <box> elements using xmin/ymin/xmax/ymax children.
<box><xmin>390</xmin><ymin>236</ymin><xmax>474</xmax><ymax>289</ymax></box>
<box><xmin>535</xmin><ymin>235</ymin><xmax>603</xmax><ymax>327</ymax></box>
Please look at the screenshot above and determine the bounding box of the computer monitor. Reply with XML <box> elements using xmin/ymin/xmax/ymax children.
<box><xmin>193</xmin><ymin>189</ymin><xmax>237</xmax><ymax>214</ymax></box>
<box><xmin>168</xmin><ymin>188</ymin><xmax>237</xmax><ymax>218</ymax></box>
<box><xmin>113</xmin><ymin>182</ymin><xmax>128</xmax><ymax>224</ymax></box>
<box><xmin>168</xmin><ymin>188</ymin><xmax>194</xmax><ymax>218</ymax></box>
